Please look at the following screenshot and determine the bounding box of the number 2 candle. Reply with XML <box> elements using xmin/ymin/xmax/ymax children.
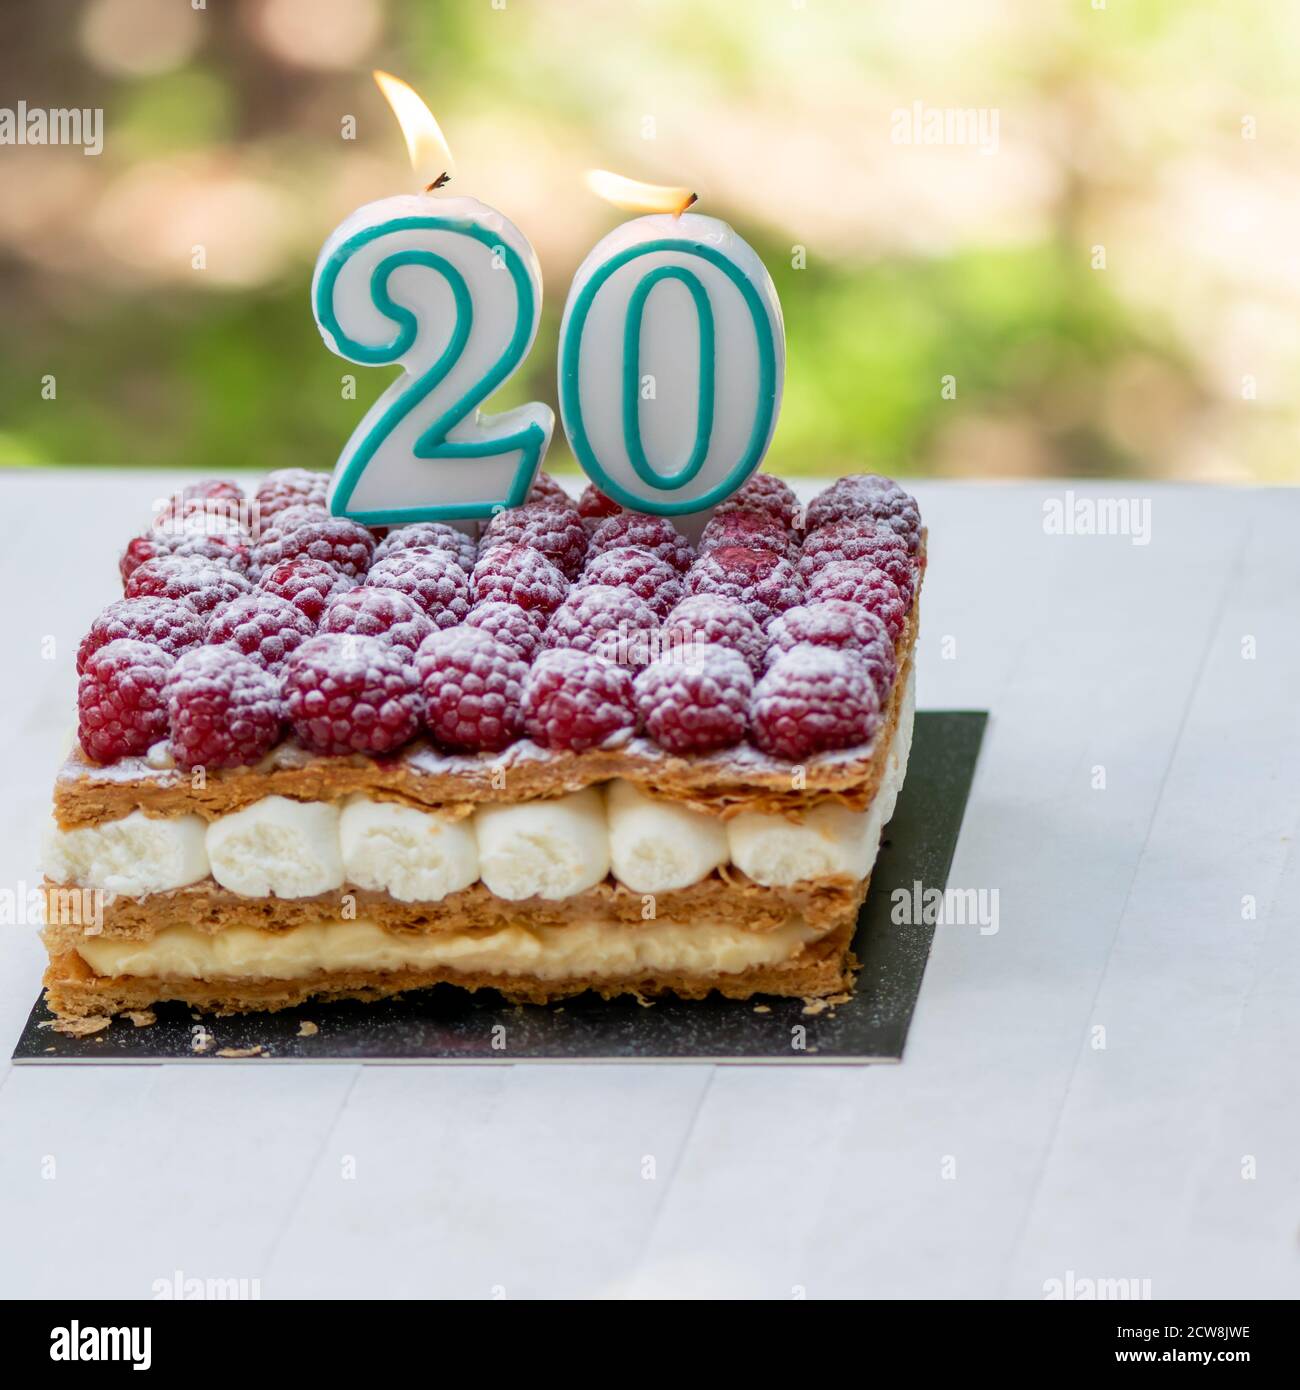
<box><xmin>558</xmin><ymin>170</ymin><xmax>785</xmax><ymax>517</ymax></box>
<box><xmin>312</xmin><ymin>72</ymin><xmax>554</xmax><ymax>524</ymax></box>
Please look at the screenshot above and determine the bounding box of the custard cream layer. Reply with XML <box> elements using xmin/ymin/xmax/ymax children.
<box><xmin>76</xmin><ymin>918</ymin><xmax>817</xmax><ymax>983</ymax></box>
<box><xmin>49</xmin><ymin>672</ymin><xmax>916</xmax><ymax>901</ymax></box>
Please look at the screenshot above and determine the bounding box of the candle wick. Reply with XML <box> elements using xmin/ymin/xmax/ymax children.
<box><xmin>426</xmin><ymin>172</ymin><xmax>451</xmax><ymax>193</ymax></box>
<box><xmin>673</xmin><ymin>192</ymin><xmax>699</xmax><ymax>218</ymax></box>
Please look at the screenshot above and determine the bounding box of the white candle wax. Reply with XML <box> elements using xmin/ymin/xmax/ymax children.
<box><xmin>313</xmin><ymin>194</ymin><xmax>554</xmax><ymax>525</ymax></box>
<box><xmin>558</xmin><ymin>212</ymin><xmax>784</xmax><ymax>517</ymax></box>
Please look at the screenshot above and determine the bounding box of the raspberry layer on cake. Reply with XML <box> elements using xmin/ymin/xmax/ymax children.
<box><xmin>41</xmin><ymin>469</ymin><xmax>923</xmax><ymax>1018</ymax></box>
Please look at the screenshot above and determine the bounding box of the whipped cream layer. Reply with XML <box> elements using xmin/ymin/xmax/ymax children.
<box><xmin>77</xmin><ymin>918</ymin><xmax>818</xmax><ymax>983</ymax></box>
<box><xmin>42</xmin><ymin>810</ymin><xmax>209</xmax><ymax>897</ymax></box>
<box><xmin>48</xmin><ymin>673</ymin><xmax>915</xmax><ymax>901</ymax></box>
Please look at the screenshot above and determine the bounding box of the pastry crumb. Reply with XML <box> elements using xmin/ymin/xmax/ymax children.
<box><xmin>296</xmin><ymin>1020</ymin><xmax>318</xmax><ymax>1038</ymax></box>
<box><xmin>125</xmin><ymin>1009</ymin><xmax>156</xmax><ymax>1028</ymax></box>
<box><xmin>216</xmin><ymin>1045</ymin><xmax>263</xmax><ymax>1058</ymax></box>
<box><xmin>752</xmin><ymin>1003</ymin><xmax>771</xmax><ymax>1014</ymax></box>
<box><xmin>51</xmin><ymin>1015</ymin><xmax>111</xmax><ymax>1036</ymax></box>
<box><xmin>801</xmin><ymin>989</ymin><xmax>853</xmax><ymax>1016</ymax></box>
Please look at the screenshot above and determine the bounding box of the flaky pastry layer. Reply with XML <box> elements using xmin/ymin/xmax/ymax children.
<box><xmin>42</xmin><ymin>868</ymin><xmax>867</xmax><ymax>949</ymax></box>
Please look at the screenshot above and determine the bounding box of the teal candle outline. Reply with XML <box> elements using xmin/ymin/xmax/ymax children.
<box><xmin>315</xmin><ymin>214</ymin><xmax>545</xmax><ymax>524</ymax></box>
<box><xmin>559</xmin><ymin>239</ymin><xmax>777</xmax><ymax>517</ymax></box>
<box><xmin>621</xmin><ymin>266</ymin><xmax>715</xmax><ymax>490</ymax></box>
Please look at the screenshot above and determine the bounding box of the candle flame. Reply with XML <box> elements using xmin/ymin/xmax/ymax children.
<box><xmin>373</xmin><ymin>70</ymin><xmax>455</xmax><ymax>191</ymax></box>
<box><xmin>584</xmin><ymin>169</ymin><xmax>697</xmax><ymax>217</ymax></box>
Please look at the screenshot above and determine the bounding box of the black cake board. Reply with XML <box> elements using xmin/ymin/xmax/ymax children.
<box><xmin>12</xmin><ymin>711</ymin><xmax>987</xmax><ymax>1065</ymax></box>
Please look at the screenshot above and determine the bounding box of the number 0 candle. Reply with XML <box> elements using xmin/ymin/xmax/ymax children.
<box><xmin>313</xmin><ymin>72</ymin><xmax>554</xmax><ymax>524</ymax></box>
<box><xmin>558</xmin><ymin>171</ymin><xmax>785</xmax><ymax>517</ymax></box>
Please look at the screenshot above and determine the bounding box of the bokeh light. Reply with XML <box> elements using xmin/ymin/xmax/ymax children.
<box><xmin>92</xmin><ymin>157</ymin><xmax>299</xmax><ymax>288</ymax></box>
<box><xmin>248</xmin><ymin>0</ymin><xmax>383</xmax><ymax>72</ymax></box>
<box><xmin>80</xmin><ymin>0</ymin><xmax>203</xmax><ymax>78</ymax></box>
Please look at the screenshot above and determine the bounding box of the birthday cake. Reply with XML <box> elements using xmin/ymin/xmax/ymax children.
<box><xmin>40</xmin><ymin>468</ymin><xmax>922</xmax><ymax>1018</ymax></box>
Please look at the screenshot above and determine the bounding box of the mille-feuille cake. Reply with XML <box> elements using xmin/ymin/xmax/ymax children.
<box><xmin>41</xmin><ymin>468</ymin><xmax>923</xmax><ymax>1017</ymax></box>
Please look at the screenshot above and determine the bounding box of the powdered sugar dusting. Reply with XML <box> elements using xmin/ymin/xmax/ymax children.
<box><xmin>68</xmin><ymin>470</ymin><xmax>920</xmax><ymax>771</ymax></box>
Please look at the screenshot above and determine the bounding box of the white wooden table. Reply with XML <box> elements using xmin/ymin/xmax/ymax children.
<box><xmin>1</xmin><ymin>471</ymin><xmax>1295</xmax><ymax>1300</ymax></box>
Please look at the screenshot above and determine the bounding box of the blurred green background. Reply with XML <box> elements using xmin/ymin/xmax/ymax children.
<box><xmin>1</xmin><ymin>0</ymin><xmax>1296</xmax><ymax>482</ymax></box>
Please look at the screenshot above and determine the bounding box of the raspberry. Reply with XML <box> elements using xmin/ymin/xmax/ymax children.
<box><xmin>577</xmin><ymin>482</ymin><xmax>621</xmax><ymax>530</ymax></box>
<box><xmin>257</xmin><ymin>556</ymin><xmax>355</xmax><ymax>624</ymax></box>
<box><xmin>480</xmin><ymin>503</ymin><xmax>588</xmax><ymax>580</ymax></box>
<box><xmin>150</xmin><ymin>479</ymin><xmax>245</xmax><ymax>531</ymax></box>
<box><xmin>699</xmin><ymin>509</ymin><xmax>793</xmax><ymax>559</ymax></box>
<box><xmin>151</xmin><ymin>511</ymin><xmax>251</xmax><ymax>553</ymax></box>
<box><xmin>77</xmin><ymin>597</ymin><xmax>206</xmax><ymax>676</ymax></box>
<box><xmin>319</xmin><ymin>586</ymin><xmax>434</xmax><ymax>654</ymax></box>
<box><xmin>462</xmin><ymin>600</ymin><xmax>546</xmax><ymax>664</ymax></box>
<box><xmin>415</xmin><ymin>628</ymin><xmax>526</xmax><ymax>753</ymax></box>
<box><xmin>120</xmin><ymin>530</ymin><xmax>251</xmax><ymax>587</ymax></box>
<box><xmin>857</xmin><ymin>481</ymin><xmax>922</xmax><ymax>554</ymax></box>
<box><xmin>574</xmin><ymin>546</ymin><xmax>683</xmax><ymax>619</ymax></box>
<box><xmin>713</xmin><ymin>473</ymin><xmax>799</xmax><ymax>528</ymax></box>
<box><xmin>77</xmin><ymin>639</ymin><xmax>175</xmax><ymax>763</ymax></box>
<box><xmin>765</xmin><ymin>601</ymin><xmax>896</xmax><ymax>699</ymax></box>
<box><xmin>545</xmin><ymin>584</ymin><xmax>660</xmax><ymax>671</ymax></box>
<box><xmin>125</xmin><ymin>556</ymin><xmax>254</xmax><ymax>616</ymax></box>
<box><xmin>805</xmin><ymin>475</ymin><xmax>922</xmax><ymax>552</ymax></box>
<box><xmin>374</xmin><ymin>522</ymin><xmax>477</xmax><ymax>574</ymax></box>
<box><xmin>283</xmin><ymin>633</ymin><xmax>420</xmax><ymax>757</ymax></box>
<box><xmin>251</xmin><ymin>515</ymin><xmax>375</xmax><ymax>580</ymax></box>
<box><xmin>152</xmin><ymin>500</ymin><xmax>248</xmax><ymax>530</ymax></box>
<box><xmin>685</xmin><ymin>546</ymin><xmax>804</xmax><ymax>628</ymax></box>
<box><xmin>807</xmin><ymin>561</ymin><xmax>908</xmax><ymax>641</ymax></box>
<box><xmin>660</xmin><ymin>594</ymin><xmax>769</xmax><ymax>675</ymax></box>
<box><xmin>634</xmin><ymin>645</ymin><xmax>752</xmax><ymax>755</ymax></box>
<box><xmin>265</xmin><ymin>502</ymin><xmax>329</xmax><ymax>533</ymax></box>
<box><xmin>750</xmin><ymin>647</ymin><xmax>882</xmax><ymax>761</ymax></box>
<box><xmin>151</xmin><ymin>513</ymin><xmax>253</xmax><ymax>561</ymax></box>
<box><xmin>522</xmin><ymin>648</ymin><xmax>637</xmax><ymax>752</ymax></box>
<box><xmin>470</xmin><ymin>544</ymin><xmax>569</xmax><ymax>616</ymax></box>
<box><xmin>797</xmin><ymin>517</ymin><xmax>916</xmax><ymax>598</ymax></box>
<box><xmin>527</xmin><ymin>471</ymin><xmax>578</xmax><ymax>511</ymax></box>
<box><xmin>205</xmin><ymin>592</ymin><xmax>316</xmax><ymax>672</ymax></box>
<box><xmin>254</xmin><ymin>468</ymin><xmax>331</xmax><ymax>524</ymax></box>
<box><xmin>803</xmin><ymin>475</ymin><xmax>884</xmax><ymax>532</ymax></box>
<box><xmin>587</xmin><ymin>513</ymin><xmax>694</xmax><ymax>574</ymax></box>
<box><xmin>165</xmin><ymin>646</ymin><xmax>282</xmax><ymax>771</ymax></box>
<box><xmin>365</xmin><ymin>548</ymin><xmax>470</xmax><ymax>629</ymax></box>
